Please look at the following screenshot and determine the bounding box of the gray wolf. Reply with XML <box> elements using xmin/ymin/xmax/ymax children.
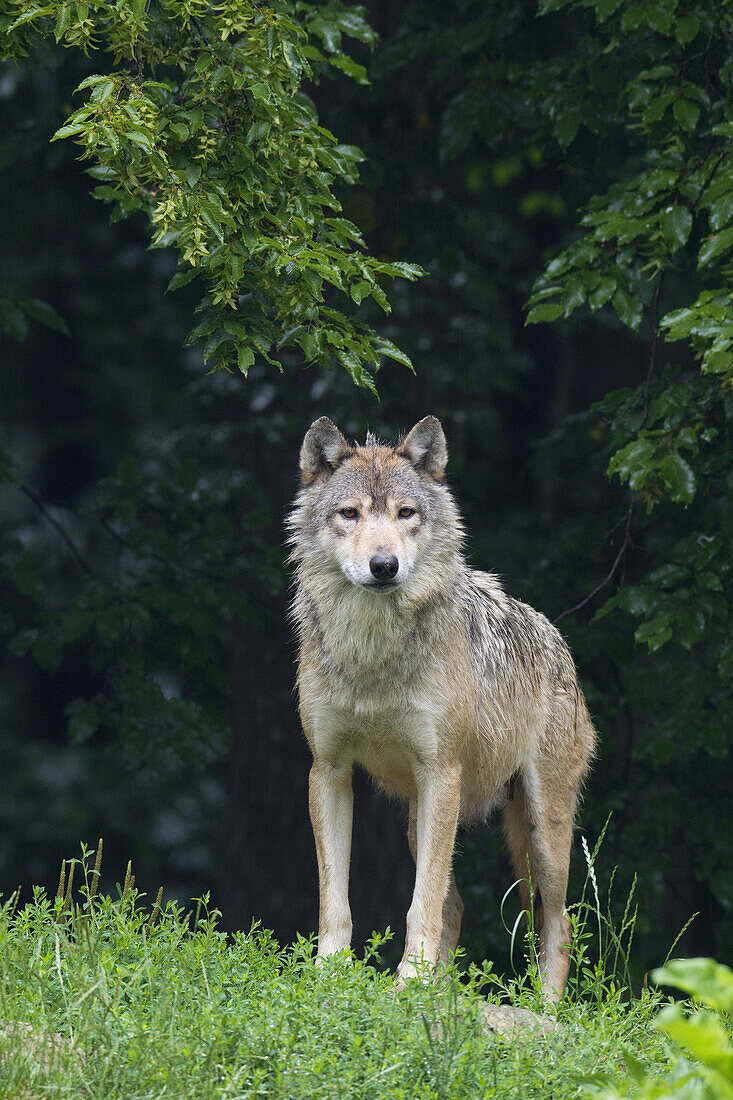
<box><xmin>288</xmin><ymin>416</ymin><xmax>596</xmax><ymax>999</ymax></box>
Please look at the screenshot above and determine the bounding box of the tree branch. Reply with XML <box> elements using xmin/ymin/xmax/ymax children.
<box><xmin>555</xmin><ymin>268</ymin><xmax>666</xmax><ymax>624</ymax></box>
<box><xmin>19</xmin><ymin>485</ymin><xmax>94</xmax><ymax>576</ymax></box>
<box><xmin>554</xmin><ymin>500</ymin><xmax>634</xmax><ymax>624</ymax></box>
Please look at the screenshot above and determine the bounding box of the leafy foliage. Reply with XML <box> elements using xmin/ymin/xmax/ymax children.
<box><xmin>1</xmin><ymin>0</ymin><xmax>422</xmax><ymax>389</ymax></box>
<box><xmin>2</xmin><ymin>407</ymin><xmax>268</xmax><ymax>769</ymax></box>
<box><xmin>513</xmin><ymin>1</ymin><xmax>733</xmax><ymax>697</ymax></box>
<box><xmin>0</xmin><ymin>286</ymin><xmax>69</xmax><ymax>343</ymax></box>
<box><xmin>583</xmin><ymin>957</ymin><xmax>733</xmax><ymax>1098</ymax></box>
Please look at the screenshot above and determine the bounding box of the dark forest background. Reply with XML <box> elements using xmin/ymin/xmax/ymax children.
<box><xmin>1</xmin><ymin>0</ymin><xmax>731</xmax><ymax>982</ymax></box>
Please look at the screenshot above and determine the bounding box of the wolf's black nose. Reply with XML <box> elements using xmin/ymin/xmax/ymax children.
<box><xmin>369</xmin><ymin>553</ymin><xmax>399</xmax><ymax>580</ymax></box>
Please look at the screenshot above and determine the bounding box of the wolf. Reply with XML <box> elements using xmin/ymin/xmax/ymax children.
<box><xmin>288</xmin><ymin>415</ymin><xmax>596</xmax><ymax>1000</ymax></box>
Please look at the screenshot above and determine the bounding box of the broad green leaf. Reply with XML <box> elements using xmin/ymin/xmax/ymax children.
<box><xmin>673</xmin><ymin>98</ymin><xmax>700</xmax><ymax>132</ymax></box>
<box><xmin>376</xmin><ymin>338</ymin><xmax>414</xmax><ymax>371</ymax></box>
<box><xmin>22</xmin><ymin>298</ymin><xmax>70</xmax><ymax>336</ymax></box>
<box><xmin>635</xmin><ymin>614</ymin><xmax>673</xmax><ymax>652</ymax></box>
<box><xmin>237</xmin><ymin>346</ymin><xmax>255</xmax><ymax>374</ymax></box>
<box><xmin>708</xmin><ymin>192</ymin><xmax>733</xmax><ymax>232</ymax></box>
<box><xmin>646</xmin><ymin>7</ymin><xmax>672</xmax><ymax>35</ymax></box>
<box><xmin>612</xmin><ymin>287</ymin><xmax>643</xmax><ymax>329</ymax></box>
<box><xmin>675</xmin><ymin>604</ymin><xmax>706</xmax><ymax>648</ymax></box>
<box><xmin>54</xmin><ymin>2</ymin><xmax>71</xmax><ymax>39</ymax></box>
<box><xmin>526</xmin><ymin>300</ymin><xmax>564</xmax><ymax>324</ymax></box>
<box><xmin>617</xmin><ymin>585</ymin><xmax>657</xmax><ymax>616</ymax></box>
<box><xmin>659</xmin><ymin>206</ymin><xmax>692</xmax><ymax>250</ymax></box>
<box><xmin>659</xmin><ymin>453</ymin><xmax>696</xmax><ymax>504</ymax></box>
<box><xmin>554</xmin><ymin>105</ymin><xmax>581</xmax><ymax>148</ymax></box>
<box><xmin>328</xmin><ymin>56</ymin><xmax>369</xmax><ymax>85</ymax></box>
<box><xmin>595</xmin><ymin>0</ymin><xmax>624</xmax><ymax>20</ymax></box>
<box><xmin>166</xmin><ymin>268</ymin><xmax>199</xmax><ymax>293</ymax></box>
<box><xmin>127</xmin><ymin>130</ymin><xmax>154</xmax><ymax>153</ymax></box>
<box><xmin>698</xmin><ymin>227</ymin><xmax>733</xmax><ymax>268</ymax></box>
<box><xmin>588</xmin><ymin>277</ymin><xmax>617</xmax><ymax>310</ymax></box>
<box><xmin>656</xmin><ymin>1007</ymin><xmax>733</xmax><ymax>1079</ymax></box>
<box><xmin>675</xmin><ymin>15</ymin><xmax>700</xmax><ymax>45</ymax></box>
<box><xmin>51</xmin><ymin>121</ymin><xmax>87</xmax><ymax>142</ymax></box>
<box><xmin>653</xmin><ymin>959</ymin><xmax>733</xmax><ymax>1015</ymax></box>
<box><xmin>350</xmin><ymin>279</ymin><xmax>371</xmax><ymax>304</ymax></box>
<box><xmin>67</xmin><ymin>698</ymin><xmax>101</xmax><ymax>743</ymax></box>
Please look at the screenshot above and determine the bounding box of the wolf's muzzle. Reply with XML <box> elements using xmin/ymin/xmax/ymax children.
<box><xmin>369</xmin><ymin>553</ymin><xmax>399</xmax><ymax>582</ymax></box>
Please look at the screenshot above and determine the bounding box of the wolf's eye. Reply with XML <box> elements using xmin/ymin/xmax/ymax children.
<box><xmin>398</xmin><ymin>507</ymin><xmax>416</xmax><ymax>519</ymax></box>
<box><xmin>339</xmin><ymin>507</ymin><xmax>359</xmax><ymax>519</ymax></box>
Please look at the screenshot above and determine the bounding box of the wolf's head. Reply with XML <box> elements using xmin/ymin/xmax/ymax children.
<box><xmin>289</xmin><ymin>417</ymin><xmax>464</xmax><ymax>597</ymax></box>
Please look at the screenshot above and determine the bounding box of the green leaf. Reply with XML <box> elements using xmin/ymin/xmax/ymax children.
<box><xmin>612</xmin><ymin>287</ymin><xmax>643</xmax><ymax>329</ymax></box>
<box><xmin>198</xmin><ymin>199</ymin><xmax>225</xmax><ymax>243</ymax></box>
<box><xmin>588</xmin><ymin>277</ymin><xmax>617</xmax><ymax>310</ymax></box>
<box><xmin>617</xmin><ymin>585</ymin><xmax>657</xmax><ymax>617</ymax></box>
<box><xmin>237</xmin><ymin>346</ymin><xmax>255</xmax><ymax>374</ymax></box>
<box><xmin>659</xmin><ymin>453</ymin><xmax>696</xmax><ymax>503</ymax></box>
<box><xmin>554</xmin><ymin>105</ymin><xmax>581</xmax><ymax>149</ymax></box>
<box><xmin>22</xmin><ymin>298</ymin><xmax>70</xmax><ymax>336</ymax></box>
<box><xmin>635</xmin><ymin>614</ymin><xmax>673</xmax><ymax>652</ymax></box>
<box><xmin>376</xmin><ymin>338</ymin><xmax>414</xmax><ymax>371</ymax></box>
<box><xmin>54</xmin><ymin>2</ymin><xmax>71</xmax><ymax>40</ymax></box>
<box><xmin>659</xmin><ymin>205</ymin><xmax>692</xmax><ymax>250</ymax></box>
<box><xmin>595</xmin><ymin>0</ymin><xmax>624</xmax><ymax>19</ymax></box>
<box><xmin>526</xmin><ymin>300</ymin><xmax>564</xmax><ymax>324</ymax></box>
<box><xmin>186</xmin><ymin>161</ymin><xmax>202</xmax><ymax>188</ymax></box>
<box><xmin>646</xmin><ymin>7</ymin><xmax>671</xmax><ymax>34</ymax></box>
<box><xmin>328</xmin><ymin>56</ymin><xmax>369</xmax><ymax>85</ymax></box>
<box><xmin>675</xmin><ymin>14</ymin><xmax>700</xmax><ymax>45</ymax></box>
<box><xmin>350</xmin><ymin>279</ymin><xmax>371</xmax><ymax>304</ymax></box>
<box><xmin>673</xmin><ymin>98</ymin><xmax>700</xmax><ymax>132</ymax></box>
<box><xmin>333</xmin><ymin>9</ymin><xmax>379</xmax><ymax>45</ymax></box>
<box><xmin>127</xmin><ymin>130</ymin><xmax>154</xmax><ymax>153</ymax></box>
<box><xmin>67</xmin><ymin>698</ymin><xmax>101</xmax><ymax>743</ymax></box>
<box><xmin>655</xmin><ymin>1006</ymin><xmax>733</xmax><ymax>1079</ymax></box>
<box><xmin>377</xmin><ymin>261</ymin><xmax>425</xmax><ymax>280</ymax></box>
<box><xmin>166</xmin><ymin>268</ymin><xmax>199</xmax><ymax>293</ymax></box>
<box><xmin>653</xmin><ymin>958</ymin><xmax>733</xmax><ymax>1015</ymax></box>
<box><xmin>301</xmin><ymin>330</ymin><xmax>322</xmax><ymax>361</ymax></box>
<box><xmin>708</xmin><ymin>192</ymin><xmax>733</xmax><ymax>232</ymax></box>
<box><xmin>698</xmin><ymin>227</ymin><xmax>733</xmax><ymax>268</ymax></box>
<box><xmin>51</xmin><ymin>121</ymin><xmax>88</xmax><ymax>142</ymax></box>
<box><xmin>608</xmin><ymin>438</ymin><xmax>655</xmax><ymax>487</ymax></box>
<box><xmin>675</xmin><ymin>604</ymin><xmax>706</xmax><ymax>648</ymax></box>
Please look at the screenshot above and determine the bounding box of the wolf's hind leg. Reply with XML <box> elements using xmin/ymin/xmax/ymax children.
<box><xmin>407</xmin><ymin>800</ymin><xmax>464</xmax><ymax>968</ymax></box>
<box><xmin>503</xmin><ymin>778</ymin><xmax>535</xmax><ymax>918</ymax></box>
<box><xmin>503</xmin><ymin>768</ymin><xmax>575</xmax><ymax>1002</ymax></box>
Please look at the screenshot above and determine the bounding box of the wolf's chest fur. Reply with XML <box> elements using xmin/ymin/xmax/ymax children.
<box><xmin>296</xmin><ymin>582</ymin><xmax>463</xmax><ymax>786</ymax></box>
<box><xmin>301</xmin><ymin>578</ymin><xmax>455</xmax><ymax>706</ymax></box>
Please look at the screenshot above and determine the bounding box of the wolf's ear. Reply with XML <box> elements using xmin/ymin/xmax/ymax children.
<box><xmin>300</xmin><ymin>417</ymin><xmax>353</xmax><ymax>485</ymax></box>
<box><xmin>397</xmin><ymin>416</ymin><xmax>448</xmax><ymax>480</ymax></box>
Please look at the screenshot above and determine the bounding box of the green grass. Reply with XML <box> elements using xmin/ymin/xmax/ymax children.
<box><xmin>0</xmin><ymin>846</ymin><xmax>681</xmax><ymax>1099</ymax></box>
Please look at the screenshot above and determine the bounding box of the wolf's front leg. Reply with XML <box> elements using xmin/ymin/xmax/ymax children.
<box><xmin>398</xmin><ymin>764</ymin><xmax>461</xmax><ymax>982</ymax></box>
<box><xmin>309</xmin><ymin>759</ymin><xmax>354</xmax><ymax>957</ymax></box>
